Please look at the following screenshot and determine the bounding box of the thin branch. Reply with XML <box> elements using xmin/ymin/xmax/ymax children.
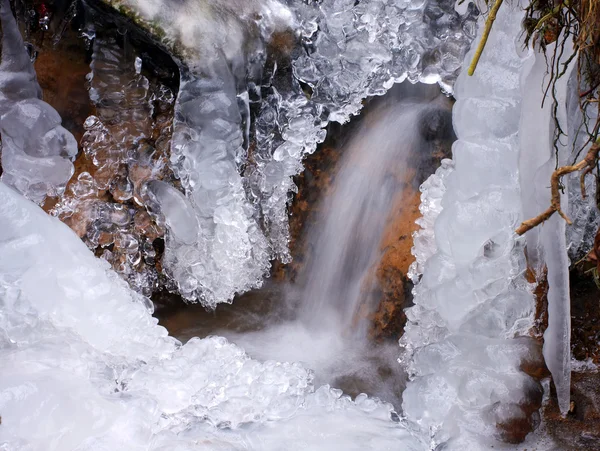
<box><xmin>516</xmin><ymin>142</ymin><xmax>600</xmax><ymax>235</ymax></box>
<box><xmin>467</xmin><ymin>0</ymin><xmax>504</xmax><ymax>76</ymax></box>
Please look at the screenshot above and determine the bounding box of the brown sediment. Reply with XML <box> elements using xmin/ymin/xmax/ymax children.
<box><xmin>543</xmin><ymin>370</ymin><xmax>600</xmax><ymax>450</ymax></box>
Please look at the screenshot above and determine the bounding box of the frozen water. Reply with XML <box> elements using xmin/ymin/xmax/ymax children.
<box><xmin>138</xmin><ymin>0</ymin><xmax>477</xmax><ymax>305</ymax></box>
<box><xmin>0</xmin><ymin>0</ymin><xmax>77</xmax><ymax>204</ymax></box>
<box><xmin>51</xmin><ymin>31</ymin><xmax>176</xmax><ymax>296</ymax></box>
<box><xmin>518</xmin><ymin>39</ymin><xmax>577</xmax><ymax>416</ymax></box>
<box><xmin>565</xmin><ymin>69</ymin><xmax>600</xmax><ymax>261</ymax></box>
<box><xmin>0</xmin><ymin>182</ymin><xmax>424</xmax><ymax>450</ymax></box>
<box><xmin>401</xmin><ymin>3</ymin><xmax>542</xmax><ymax>447</ymax></box>
<box><xmin>151</xmin><ymin>64</ymin><xmax>271</xmax><ymax>305</ymax></box>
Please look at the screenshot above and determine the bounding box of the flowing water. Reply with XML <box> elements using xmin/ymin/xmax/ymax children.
<box><xmin>160</xmin><ymin>87</ymin><xmax>453</xmax><ymax>408</ymax></box>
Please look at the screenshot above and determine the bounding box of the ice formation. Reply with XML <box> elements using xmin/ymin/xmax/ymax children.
<box><xmin>518</xmin><ymin>38</ymin><xmax>578</xmax><ymax>415</ymax></box>
<box><xmin>0</xmin><ymin>181</ymin><xmax>425</xmax><ymax>450</ymax></box>
<box><xmin>401</xmin><ymin>3</ymin><xmax>544</xmax><ymax>447</ymax></box>
<box><xmin>134</xmin><ymin>0</ymin><xmax>477</xmax><ymax>305</ymax></box>
<box><xmin>565</xmin><ymin>70</ymin><xmax>600</xmax><ymax>260</ymax></box>
<box><xmin>51</xmin><ymin>30</ymin><xmax>176</xmax><ymax>296</ymax></box>
<box><xmin>0</xmin><ymin>0</ymin><xmax>77</xmax><ymax>204</ymax></box>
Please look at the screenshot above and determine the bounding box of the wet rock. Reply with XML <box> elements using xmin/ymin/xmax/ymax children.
<box><xmin>544</xmin><ymin>371</ymin><xmax>600</xmax><ymax>450</ymax></box>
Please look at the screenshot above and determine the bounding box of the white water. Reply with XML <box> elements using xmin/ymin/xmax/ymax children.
<box><xmin>298</xmin><ymin>100</ymin><xmax>434</xmax><ymax>334</ymax></box>
<box><xmin>209</xmin><ymin>94</ymin><xmax>451</xmax><ymax>404</ymax></box>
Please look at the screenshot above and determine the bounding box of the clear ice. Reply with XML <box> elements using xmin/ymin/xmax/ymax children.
<box><xmin>518</xmin><ymin>37</ymin><xmax>579</xmax><ymax>415</ymax></box>
<box><xmin>401</xmin><ymin>3</ymin><xmax>544</xmax><ymax>447</ymax></box>
<box><xmin>127</xmin><ymin>0</ymin><xmax>477</xmax><ymax>305</ymax></box>
<box><xmin>0</xmin><ymin>0</ymin><xmax>77</xmax><ymax>204</ymax></box>
<box><xmin>51</xmin><ymin>30</ymin><xmax>176</xmax><ymax>296</ymax></box>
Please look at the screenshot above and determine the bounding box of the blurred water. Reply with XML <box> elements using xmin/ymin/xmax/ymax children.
<box><xmin>160</xmin><ymin>86</ymin><xmax>453</xmax><ymax>408</ymax></box>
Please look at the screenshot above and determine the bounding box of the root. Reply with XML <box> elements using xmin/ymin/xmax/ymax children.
<box><xmin>468</xmin><ymin>0</ymin><xmax>504</xmax><ymax>76</ymax></box>
<box><xmin>516</xmin><ymin>142</ymin><xmax>600</xmax><ymax>235</ymax></box>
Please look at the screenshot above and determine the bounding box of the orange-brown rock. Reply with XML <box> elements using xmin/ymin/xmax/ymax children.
<box><xmin>369</xmin><ymin>169</ymin><xmax>422</xmax><ymax>341</ymax></box>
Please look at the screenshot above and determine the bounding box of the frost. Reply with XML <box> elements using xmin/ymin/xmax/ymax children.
<box><xmin>0</xmin><ymin>182</ymin><xmax>422</xmax><ymax>450</ymax></box>
<box><xmin>0</xmin><ymin>0</ymin><xmax>77</xmax><ymax>204</ymax></box>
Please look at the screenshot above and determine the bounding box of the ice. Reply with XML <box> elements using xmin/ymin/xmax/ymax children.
<box><xmin>565</xmin><ymin>70</ymin><xmax>600</xmax><ymax>260</ymax></box>
<box><xmin>151</xmin><ymin>63</ymin><xmax>271</xmax><ymax>305</ymax></box>
<box><xmin>518</xmin><ymin>36</ymin><xmax>579</xmax><ymax>415</ymax></box>
<box><xmin>139</xmin><ymin>0</ymin><xmax>476</xmax><ymax>304</ymax></box>
<box><xmin>51</xmin><ymin>31</ymin><xmax>175</xmax><ymax>296</ymax></box>
<box><xmin>0</xmin><ymin>182</ymin><xmax>423</xmax><ymax>450</ymax></box>
<box><xmin>401</xmin><ymin>3</ymin><xmax>542</xmax><ymax>447</ymax></box>
<box><xmin>0</xmin><ymin>0</ymin><xmax>77</xmax><ymax>204</ymax></box>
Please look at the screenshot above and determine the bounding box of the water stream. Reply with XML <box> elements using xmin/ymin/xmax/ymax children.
<box><xmin>159</xmin><ymin>87</ymin><xmax>453</xmax><ymax>408</ymax></box>
<box><xmin>1</xmin><ymin>0</ymin><xmax>587</xmax><ymax>448</ymax></box>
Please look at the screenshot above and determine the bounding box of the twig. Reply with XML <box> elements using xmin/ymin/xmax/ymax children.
<box><xmin>516</xmin><ymin>142</ymin><xmax>600</xmax><ymax>235</ymax></box>
<box><xmin>468</xmin><ymin>0</ymin><xmax>504</xmax><ymax>76</ymax></box>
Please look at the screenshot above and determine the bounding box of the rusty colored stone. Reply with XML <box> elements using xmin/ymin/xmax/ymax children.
<box><xmin>496</xmin><ymin>407</ymin><xmax>539</xmax><ymax>445</ymax></box>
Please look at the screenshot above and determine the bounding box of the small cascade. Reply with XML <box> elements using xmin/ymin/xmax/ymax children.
<box><xmin>3</xmin><ymin>0</ymin><xmax>597</xmax><ymax>448</ymax></box>
<box><xmin>194</xmin><ymin>91</ymin><xmax>454</xmax><ymax>407</ymax></box>
<box><xmin>297</xmin><ymin>100</ymin><xmax>441</xmax><ymax>337</ymax></box>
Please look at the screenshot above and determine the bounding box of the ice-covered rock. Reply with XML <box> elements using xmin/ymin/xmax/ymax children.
<box><xmin>50</xmin><ymin>30</ymin><xmax>175</xmax><ymax>297</ymax></box>
<box><xmin>401</xmin><ymin>3</ymin><xmax>543</xmax><ymax>447</ymax></box>
<box><xmin>0</xmin><ymin>182</ymin><xmax>423</xmax><ymax>450</ymax></box>
<box><xmin>0</xmin><ymin>0</ymin><xmax>77</xmax><ymax>204</ymax></box>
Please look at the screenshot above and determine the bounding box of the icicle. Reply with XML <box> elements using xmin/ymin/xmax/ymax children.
<box><xmin>518</xmin><ymin>36</ymin><xmax>577</xmax><ymax>416</ymax></box>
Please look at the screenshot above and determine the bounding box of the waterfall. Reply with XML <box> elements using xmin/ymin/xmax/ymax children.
<box><xmin>297</xmin><ymin>97</ymin><xmax>446</xmax><ymax>337</ymax></box>
<box><xmin>0</xmin><ymin>0</ymin><xmax>588</xmax><ymax>448</ymax></box>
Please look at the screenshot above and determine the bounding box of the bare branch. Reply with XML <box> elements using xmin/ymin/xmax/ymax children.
<box><xmin>516</xmin><ymin>142</ymin><xmax>600</xmax><ymax>235</ymax></box>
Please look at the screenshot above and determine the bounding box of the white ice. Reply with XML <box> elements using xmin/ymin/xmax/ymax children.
<box><xmin>0</xmin><ymin>182</ymin><xmax>422</xmax><ymax>451</ymax></box>
<box><xmin>401</xmin><ymin>3</ymin><xmax>544</xmax><ymax>448</ymax></box>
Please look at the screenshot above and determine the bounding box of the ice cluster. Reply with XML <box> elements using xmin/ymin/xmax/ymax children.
<box><xmin>0</xmin><ymin>181</ymin><xmax>424</xmax><ymax>450</ymax></box>
<box><xmin>136</xmin><ymin>0</ymin><xmax>477</xmax><ymax>305</ymax></box>
<box><xmin>0</xmin><ymin>0</ymin><xmax>77</xmax><ymax>204</ymax></box>
<box><xmin>51</xmin><ymin>31</ymin><xmax>176</xmax><ymax>296</ymax></box>
<box><xmin>401</xmin><ymin>4</ymin><xmax>543</xmax><ymax>447</ymax></box>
